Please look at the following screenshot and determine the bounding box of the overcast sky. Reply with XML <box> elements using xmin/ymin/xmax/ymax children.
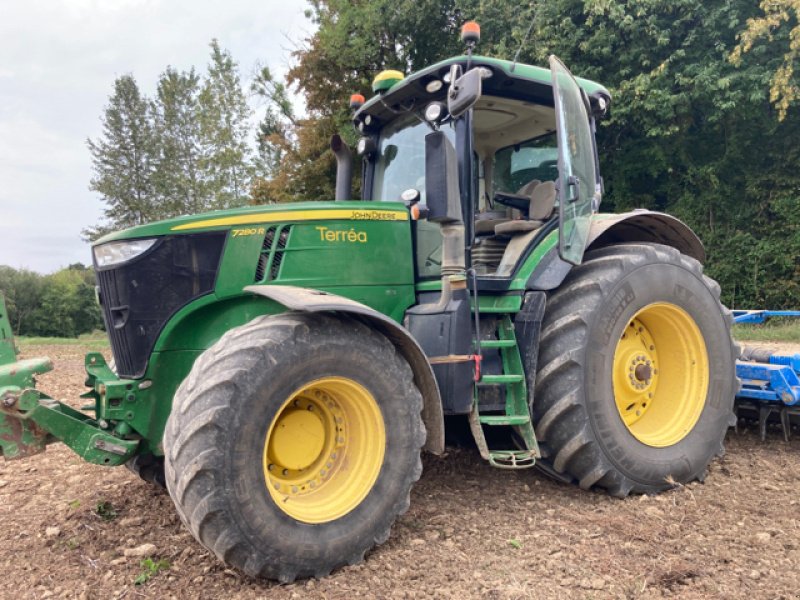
<box><xmin>0</xmin><ymin>0</ymin><xmax>312</xmax><ymax>273</ymax></box>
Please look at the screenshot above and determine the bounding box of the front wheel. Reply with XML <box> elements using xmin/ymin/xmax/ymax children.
<box><xmin>163</xmin><ymin>313</ymin><xmax>425</xmax><ymax>581</ymax></box>
<box><xmin>531</xmin><ymin>243</ymin><xmax>738</xmax><ymax>497</ymax></box>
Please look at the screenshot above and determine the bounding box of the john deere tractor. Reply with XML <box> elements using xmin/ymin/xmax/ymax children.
<box><xmin>0</xmin><ymin>24</ymin><xmax>737</xmax><ymax>582</ymax></box>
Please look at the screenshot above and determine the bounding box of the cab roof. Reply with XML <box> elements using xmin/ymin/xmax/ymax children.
<box><xmin>353</xmin><ymin>55</ymin><xmax>611</xmax><ymax>128</ymax></box>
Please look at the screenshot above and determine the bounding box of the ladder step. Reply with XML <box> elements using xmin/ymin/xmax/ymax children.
<box><xmin>480</xmin><ymin>339</ymin><xmax>516</xmax><ymax>349</ymax></box>
<box><xmin>479</xmin><ymin>415</ymin><xmax>530</xmax><ymax>426</ymax></box>
<box><xmin>488</xmin><ymin>450</ymin><xmax>537</xmax><ymax>470</ymax></box>
<box><xmin>480</xmin><ymin>374</ymin><xmax>524</xmax><ymax>384</ymax></box>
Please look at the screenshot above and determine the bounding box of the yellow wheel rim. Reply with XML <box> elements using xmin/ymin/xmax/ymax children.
<box><xmin>612</xmin><ymin>303</ymin><xmax>709</xmax><ymax>447</ymax></box>
<box><xmin>263</xmin><ymin>377</ymin><xmax>385</xmax><ymax>523</ymax></box>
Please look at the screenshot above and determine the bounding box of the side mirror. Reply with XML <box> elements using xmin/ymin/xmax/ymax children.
<box><xmin>425</xmin><ymin>131</ymin><xmax>462</xmax><ymax>223</ymax></box>
<box><xmin>447</xmin><ymin>65</ymin><xmax>482</xmax><ymax>118</ymax></box>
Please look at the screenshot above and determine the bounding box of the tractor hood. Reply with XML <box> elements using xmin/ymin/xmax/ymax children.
<box><xmin>92</xmin><ymin>201</ymin><xmax>409</xmax><ymax>245</ymax></box>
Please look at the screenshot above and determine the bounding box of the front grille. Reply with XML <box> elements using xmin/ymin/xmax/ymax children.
<box><xmin>254</xmin><ymin>225</ymin><xmax>291</xmax><ymax>283</ymax></box>
<box><xmin>95</xmin><ymin>232</ymin><xmax>227</xmax><ymax>379</ymax></box>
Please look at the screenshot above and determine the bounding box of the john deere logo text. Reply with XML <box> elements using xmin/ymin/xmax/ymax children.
<box><xmin>316</xmin><ymin>226</ymin><xmax>368</xmax><ymax>243</ymax></box>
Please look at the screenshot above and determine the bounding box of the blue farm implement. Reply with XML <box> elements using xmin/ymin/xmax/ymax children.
<box><xmin>733</xmin><ymin>311</ymin><xmax>800</xmax><ymax>441</ymax></box>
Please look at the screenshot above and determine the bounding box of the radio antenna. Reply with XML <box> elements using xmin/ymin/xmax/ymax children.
<box><xmin>510</xmin><ymin>6</ymin><xmax>536</xmax><ymax>73</ymax></box>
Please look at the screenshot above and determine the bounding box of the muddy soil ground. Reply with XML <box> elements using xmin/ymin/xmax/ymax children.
<box><xmin>1</xmin><ymin>343</ymin><xmax>799</xmax><ymax>599</ymax></box>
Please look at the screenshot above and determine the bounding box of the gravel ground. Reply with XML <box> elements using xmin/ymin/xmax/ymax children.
<box><xmin>1</xmin><ymin>342</ymin><xmax>799</xmax><ymax>599</ymax></box>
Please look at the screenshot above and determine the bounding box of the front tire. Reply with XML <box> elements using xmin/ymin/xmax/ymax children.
<box><xmin>531</xmin><ymin>243</ymin><xmax>737</xmax><ymax>497</ymax></box>
<box><xmin>163</xmin><ymin>312</ymin><xmax>425</xmax><ymax>581</ymax></box>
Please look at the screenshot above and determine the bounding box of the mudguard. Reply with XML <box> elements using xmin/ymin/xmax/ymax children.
<box><xmin>244</xmin><ymin>285</ymin><xmax>445</xmax><ymax>454</ymax></box>
<box><xmin>586</xmin><ymin>210</ymin><xmax>705</xmax><ymax>262</ymax></box>
<box><xmin>527</xmin><ymin>210</ymin><xmax>705</xmax><ymax>291</ymax></box>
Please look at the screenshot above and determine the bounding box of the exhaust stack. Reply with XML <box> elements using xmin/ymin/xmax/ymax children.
<box><xmin>330</xmin><ymin>134</ymin><xmax>353</xmax><ymax>201</ymax></box>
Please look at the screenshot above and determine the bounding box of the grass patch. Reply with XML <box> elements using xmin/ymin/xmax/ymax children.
<box><xmin>17</xmin><ymin>330</ymin><xmax>109</xmax><ymax>348</ymax></box>
<box><xmin>733</xmin><ymin>318</ymin><xmax>800</xmax><ymax>344</ymax></box>
<box><xmin>134</xmin><ymin>558</ymin><xmax>170</xmax><ymax>586</ymax></box>
<box><xmin>94</xmin><ymin>501</ymin><xmax>118</xmax><ymax>521</ymax></box>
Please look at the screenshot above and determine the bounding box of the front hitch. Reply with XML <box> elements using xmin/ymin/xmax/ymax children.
<box><xmin>0</xmin><ymin>295</ymin><xmax>139</xmax><ymax>465</ymax></box>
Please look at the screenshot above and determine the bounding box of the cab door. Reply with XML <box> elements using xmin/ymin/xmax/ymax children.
<box><xmin>550</xmin><ymin>56</ymin><xmax>602</xmax><ymax>265</ymax></box>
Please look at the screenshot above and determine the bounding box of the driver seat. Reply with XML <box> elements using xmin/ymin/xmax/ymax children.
<box><xmin>494</xmin><ymin>181</ymin><xmax>557</xmax><ymax>235</ymax></box>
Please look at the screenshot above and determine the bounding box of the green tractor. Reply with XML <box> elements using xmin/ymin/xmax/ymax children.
<box><xmin>0</xmin><ymin>25</ymin><xmax>737</xmax><ymax>582</ymax></box>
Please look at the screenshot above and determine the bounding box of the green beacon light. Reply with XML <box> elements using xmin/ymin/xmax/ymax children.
<box><xmin>372</xmin><ymin>70</ymin><xmax>404</xmax><ymax>93</ymax></box>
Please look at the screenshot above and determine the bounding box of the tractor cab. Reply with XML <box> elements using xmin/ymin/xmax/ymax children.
<box><xmin>351</xmin><ymin>50</ymin><xmax>611</xmax><ymax>285</ymax></box>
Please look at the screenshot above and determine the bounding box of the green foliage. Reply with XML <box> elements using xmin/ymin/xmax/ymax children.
<box><xmin>731</xmin><ymin>0</ymin><xmax>800</xmax><ymax>121</ymax></box>
<box><xmin>0</xmin><ymin>264</ymin><xmax>103</xmax><ymax>338</ymax></box>
<box><xmin>86</xmin><ymin>41</ymin><xmax>254</xmax><ymax>239</ymax></box>
<box><xmin>263</xmin><ymin>0</ymin><xmax>799</xmax><ymax>309</ymax></box>
<box><xmin>94</xmin><ymin>500</ymin><xmax>117</xmax><ymax>521</ymax></box>
<box><xmin>85</xmin><ymin>75</ymin><xmax>157</xmax><ymax>241</ymax></box>
<box><xmin>134</xmin><ymin>557</ymin><xmax>170</xmax><ymax>586</ymax></box>
<box><xmin>198</xmin><ymin>40</ymin><xmax>254</xmax><ymax>209</ymax></box>
<box><xmin>151</xmin><ymin>67</ymin><xmax>206</xmax><ymax>216</ymax></box>
<box><xmin>0</xmin><ymin>266</ymin><xmax>45</xmax><ymax>334</ymax></box>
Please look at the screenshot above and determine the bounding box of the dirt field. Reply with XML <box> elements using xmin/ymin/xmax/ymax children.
<box><xmin>2</xmin><ymin>342</ymin><xmax>800</xmax><ymax>599</ymax></box>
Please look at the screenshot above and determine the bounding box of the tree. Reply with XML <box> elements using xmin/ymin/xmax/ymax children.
<box><xmin>250</xmin><ymin>66</ymin><xmax>297</xmax><ymax>199</ymax></box>
<box><xmin>198</xmin><ymin>39</ymin><xmax>253</xmax><ymax>209</ymax></box>
<box><xmin>248</xmin><ymin>0</ymin><xmax>464</xmax><ymax>203</ymax></box>
<box><xmin>87</xmin><ymin>42</ymin><xmax>256</xmax><ymax>234</ymax></box>
<box><xmin>268</xmin><ymin>0</ymin><xmax>799</xmax><ymax>308</ymax></box>
<box><xmin>731</xmin><ymin>0</ymin><xmax>800</xmax><ymax>121</ymax></box>
<box><xmin>151</xmin><ymin>67</ymin><xmax>207</xmax><ymax>215</ymax></box>
<box><xmin>86</xmin><ymin>75</ymin><xmax>157</xmax><ymax>240</ymax></box>
<box><xmin>0</xmin><ymin>266</ymin><xmax>44</xmax><ymax>335</ymax></box>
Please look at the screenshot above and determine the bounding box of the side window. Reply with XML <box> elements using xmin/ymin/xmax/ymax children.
<box><xmin>550</xmin><ymin>55</ymin><xmax>600</xmax><ymax>265</ymax></box>
<box><xmin>493</xmin><ymin>133</ymin><xmax>558</xmax><ymax>194</ymax></box>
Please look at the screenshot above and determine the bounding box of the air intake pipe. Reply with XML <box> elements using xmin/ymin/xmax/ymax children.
<box><xmin>330</xmin><ymin>134</ymin><xmax>353</xmax><ymax>201</ymax></box>
<box><xmin>423</xmin><ymin>130</ymin><xmax>466</xmax><ymax>310</ymax></box>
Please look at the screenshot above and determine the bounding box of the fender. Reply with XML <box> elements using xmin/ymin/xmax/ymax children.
<box><xmin>244</xmin><ymin>285</ymin><xmax>445</xmax><ymax>455</ymax></box>
<box><xmin>526</xmin><ymin>210</ymin><xmax>705</xmax><ymax>290</ymax></box>
<box><xmin>586</xmin><ymin>210</ymin><xmax>705</xmax><ymax>262</ymax></box>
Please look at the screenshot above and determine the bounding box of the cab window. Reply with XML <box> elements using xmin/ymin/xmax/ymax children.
<box><xmin>492</xmin><ymin>133</ymin><xmax>558</xmax><ymax>194</ymax></box>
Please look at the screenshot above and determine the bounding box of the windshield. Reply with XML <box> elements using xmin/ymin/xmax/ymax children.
<box><xmin>372</xmin><ymin>115</ymin><xmax>456</xmax><ymax>202</ymax></box>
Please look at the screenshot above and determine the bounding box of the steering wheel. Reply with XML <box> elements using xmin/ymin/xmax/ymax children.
<box><xmin>539</xmin><ymin>159</ymin><xmax>558</xmax><ymax>171</ymax></box>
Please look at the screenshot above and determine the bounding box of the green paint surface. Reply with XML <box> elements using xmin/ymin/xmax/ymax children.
<box><xmin>7</xmin><ymin>51</ymin><xmax>613</xmax><ymax>465</ymax></box>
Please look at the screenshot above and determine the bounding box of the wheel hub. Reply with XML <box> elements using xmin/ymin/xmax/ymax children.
<box><xmin>615</xmin><ymin>317</ymin><xmax>659</xmax><ymax>426</ymax></box>
<box><xmin>269</xmin><ymin>408</ymin><xmax>326</xmax><ymax>471</ymax></box>
<box><xmin>263</xmin><ymin>377</ymin><xmax>385</xmax><ymax>523</ymax></box>
<box><xmin>611</xmin><ymin>303</ymin><xmax>709</xmax><ymax>447</ymax></box>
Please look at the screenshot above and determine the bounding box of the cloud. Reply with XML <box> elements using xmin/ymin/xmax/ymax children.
<box><xmin>0</xmin><ymin>0</ymin><xmax>313</xmax><ymax>273</ymax></box>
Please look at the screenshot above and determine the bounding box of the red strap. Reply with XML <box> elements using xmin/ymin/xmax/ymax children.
<box><xmin>471</xmin><ymin>354</ymin><xmax>483</xmax><ymax>382</ymax></box>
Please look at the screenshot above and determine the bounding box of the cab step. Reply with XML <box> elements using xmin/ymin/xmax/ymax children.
<box><xmin>478</xmin><ymin>374</ymin><xmax>524</xmax><ymax>385</ymax></box>
<box><xmin>469</xmin><ymin>313</ymin><xmax>539</xmax><ymax>470</ymax></box>
<box><xmin>478</xmin><ymin>415</ymin><xmax>530</xmax><ymax>426</ymax></box>
<box><xmin>479</xmin><ymin>339</ymin><xmax>516</xmax><ymax>349</ymax></box>
<box><xmin>488</xmin><ymin>450</ymin><xmax>537</xmax><ymax>469</ymax></box>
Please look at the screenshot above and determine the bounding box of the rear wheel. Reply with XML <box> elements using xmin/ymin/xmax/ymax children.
<box><xmin>530</xmin><ymin>243</ymin><xmax>737</xmax><ymax>497</ymax></box>
<box><xmin>163</xmin><ymin>313</ymin><xmax>425</xmax><ymax>581</ymax></box>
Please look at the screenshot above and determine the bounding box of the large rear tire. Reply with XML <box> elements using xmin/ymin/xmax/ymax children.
<box><xmin>530</xmin><ymin>243</ymin><xmax>737</xmax><ymax>497</ymax></box>
<box><xmin>163</xmin><ymin>312</ymin><xmax>425</xmax><ymax>581</ymax></box>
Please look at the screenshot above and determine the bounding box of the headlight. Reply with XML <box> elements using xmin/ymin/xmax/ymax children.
<box><xmin>424</xmin><ymin>102</ymin><xmax>446</xmax><ymax>123</ymax></box>
<box><xmin>93</xmin><ymin>238</ymin><xmax>157</xmax><ymax>268</ymax></box>
<box><xmin>425</xmin><ymin>79</ymin><xmax>443</xmax><ymax>93</ymax></box>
